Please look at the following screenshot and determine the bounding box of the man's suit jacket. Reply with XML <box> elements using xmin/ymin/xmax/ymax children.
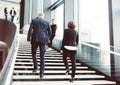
<box><xmin>10</xmin><ymin>10</ymin><xmax>16</xmax><ymax>16</ymax></box>
<box><xmin>27</xmin><ymin>17</ymin><xmax>51</xmax><ymax>44</ymax></box>
<box><xmin>61</xmin><ymin>28</ymin><xmax>79</xmax><ymax>50</ymax></box>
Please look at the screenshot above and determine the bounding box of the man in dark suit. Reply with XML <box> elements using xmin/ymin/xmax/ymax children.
<box><xmin>27</xmin><ymin>13</ymin><xmax>51</xmax><ymax>78</ymax></box>
<box><xmin>10</xmin><ymin>7</ymin><xmax>16</xmax><ymax>22</ymax></box>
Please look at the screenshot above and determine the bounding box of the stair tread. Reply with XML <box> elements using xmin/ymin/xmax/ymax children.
<box><xmin>14</xmin><ymin>70</ymin><xmax>95</xmax><ymax>73</ymax></box>
<box><xmin>12</xmin><ymin>80</ymin><xmax>116</xmax><ymax>85</ymax></box>
<box><xmin>14</xmin><ymin>66</ymin><xmax>88</xmax><ymax>69</ymax></box>
<box><xmin>13</xmin><ymin>74</ymin><xmax>105</xmax><ymax>79</ymax></box>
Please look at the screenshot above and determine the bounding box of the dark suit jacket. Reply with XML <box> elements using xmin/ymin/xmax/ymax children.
<box><xmin>27</xmin><ymin>17</ymin><xmax>51</xmax><ymax>44</ymax></box>
<box><xmin>10</xmin><ymin>10</ymin><xmax>16</xmax><ymax>16</ymax></box>
<box><xmin>61</xmin><ymin>28</ymin><xmax>79</xmax><ymax>50</ymax></box>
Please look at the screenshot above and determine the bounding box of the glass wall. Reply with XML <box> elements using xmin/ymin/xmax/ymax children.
<box><xmin>112</xmin><ymin>0</ymin><xmax>120</xmax><ymax>80</ymax></box>
<box><xmin>79</xmin><ymin>0</ymin><xmax>110</xmax><ymax>49</ymax></box>
<box><xmin>51</xmin><ymin>0</ymin><xmax>58</xmax><ymax>4</ymax></box>
<box><xmin>78</xmin><ymin>0</ymin><xmax>112</xmax><ymax>76</ymax></box>
<box><xmin>54</xmin><ymin>4</ymin><xmax>64</xmax><ymax>39</ymax></box>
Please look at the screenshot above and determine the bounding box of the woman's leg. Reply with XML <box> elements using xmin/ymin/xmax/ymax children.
<box><xmin>50</xmin><ymin>34</ymin><xmax>55</xmax><ymax>47</ymax></box>
<box><xmin>69</xmin><ymin>51</ymin><xmax>76</xmax><ymax>79</ymax></box>
<box><xmin>63</xmin><ymin>49</ymin><xmax>69</xmax><ymax>70</ymax></box>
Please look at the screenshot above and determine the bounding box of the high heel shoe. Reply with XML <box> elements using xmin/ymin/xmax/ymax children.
<box><xmin>65</xmin><ymin>69</ymin><xmax>70</xmax><ymax>75</ymax></box>
<box><xmin>69</xmin><ymin>77</ymin><xmax>74</xmax><ymax>82</ymax></box>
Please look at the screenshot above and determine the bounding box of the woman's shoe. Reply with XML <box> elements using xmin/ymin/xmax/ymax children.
<box><xmin>65</xmin><ymin>69</ymin><xmax>70</xmax><ymax>75</ymax></box>
<box><xmin>69</xmin><ymin>77</ymin><xmax>74</xmax><ymax>82</ymax></box>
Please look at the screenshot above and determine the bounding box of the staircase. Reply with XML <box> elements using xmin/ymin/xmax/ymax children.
<box><xmin>12</xmin><ymin>34</ymin><xmax>116</xmax><ymax>85</ymax></box>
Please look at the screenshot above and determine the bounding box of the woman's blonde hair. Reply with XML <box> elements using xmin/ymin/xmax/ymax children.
<box><xmin>68</xmin><ymin>21</ymin><xmax>76</xmax><ymax>29</ymax></box>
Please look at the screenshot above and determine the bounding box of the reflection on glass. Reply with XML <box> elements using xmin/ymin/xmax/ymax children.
<box><xmin>79</xmin><ymin>0</ymin><xmax>109</xmax><ymax>50</ymax></box>
<box><xmin>78</xmin><ymin>0</ymin><xmax>112</xmax><ymax>76</ymax></box>
<box><xmin>55</xmin><ymin>4</ymin><xmax>64</xmax><ymax>39</ymax></box>
<box><xmin>80</xmin><ymin>44</ymin><xmax>111</xmax><ymax>76</ymax></box>
<box><xmin>51</xmin><ymin>0</ymin><xmax>59</xmax><ymax>5</ymax></box>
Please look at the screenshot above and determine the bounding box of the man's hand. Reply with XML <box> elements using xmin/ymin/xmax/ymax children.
<box><xmin>60</xmin><ymin>50</ymin><xmax>63</xmax><ymax>54</ymax></box>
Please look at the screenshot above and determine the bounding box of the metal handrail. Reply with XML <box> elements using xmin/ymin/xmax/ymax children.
<box><xmin>80</xmin><ymin>41</ymin><xmax>120</xmax><ymax>56</ymax></box>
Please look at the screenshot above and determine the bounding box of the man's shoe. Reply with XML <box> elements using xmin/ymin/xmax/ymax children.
<box><xmin>65</xmin><ymin>69</ymin><xmax>70</xmax><ymax>75</ymax></box>
<box><xmin>69</xmin><ymin>77</ymin><xmax>74</xmax><ymax>82</ymax></box>
<box><xmin>40</xmin><ymin>74</ymin><xmax>44</xmax><ymax>78</ymax></box>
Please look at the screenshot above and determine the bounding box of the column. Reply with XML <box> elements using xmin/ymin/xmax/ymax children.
<box><xmin>64</xmin><ymin>0</ymin><xmax>74</xmax><ymax>28</ymax></box>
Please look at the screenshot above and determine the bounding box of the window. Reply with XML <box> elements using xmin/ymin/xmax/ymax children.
<box><xmin>79</xmin><ymin>0</ymin><xmax>110</xmax><ymax>49</ymax></box>
<box><xmin>54</xmin><ymin>4</ymin><xmax>64</xmax><ymax>39</ymax></box>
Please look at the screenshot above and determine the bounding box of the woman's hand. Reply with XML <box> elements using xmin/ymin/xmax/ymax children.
<box><xmin>60</xmin><ymin>50</ymin><xmax>63</xmax><ymax>54</ymax></box>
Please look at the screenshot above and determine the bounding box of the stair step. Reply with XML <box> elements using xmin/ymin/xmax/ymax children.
<box><xmin>18</xmin><ymin>52</ymin><xmax>61</xmax><ymax>54</ymax></box>
<box><xmin>13</xmin><ymin>75</ymin><xmax>105</xmax><ymax>80</ymax></box>
<box><xmin>13</xmin><ymin>70</ymin><xmax>96</xmax><ymax>74</ymax></box>
<box><xmin>16</xmin><ymin>55</ymin><xmax>63</xmax><ymax>58</ymax></box>
<box><xmin>12</xmin><ymin>80</ymin><xmax>116</xmax><ymax>85</ymax></box>
<box><xmin>12</xmin><ymin>34</ymin><xmax>117</xmax><ymax>85</ymax></box>
<box><xmin>15</xmin><ymin>59</ymin><xmax>67</xmax><ymax>62</ymax></box>
<box><xmin>17</xmin><ymin>54</ymin><xmax>63</xmax><ymax>56</ymax></box>
<box><xmin>14</xmin><ymin>65</ymin><xmax>88</xmax><ymax>68</ymax></box>
<box><xmin>14</xmin><ymin>62</ymin><xmax>81</xmax><ymax>65</ymax></box>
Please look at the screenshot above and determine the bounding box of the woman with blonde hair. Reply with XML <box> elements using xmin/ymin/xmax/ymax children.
<box><xmin>49</xmin><ymin>19</ymin><xmax>57</xmax><ymax>47</ymax></box>
<box><xmin>61</xmin><ymin>21</ymin><xmax>79</xmax><ymax>82</ymax></box>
